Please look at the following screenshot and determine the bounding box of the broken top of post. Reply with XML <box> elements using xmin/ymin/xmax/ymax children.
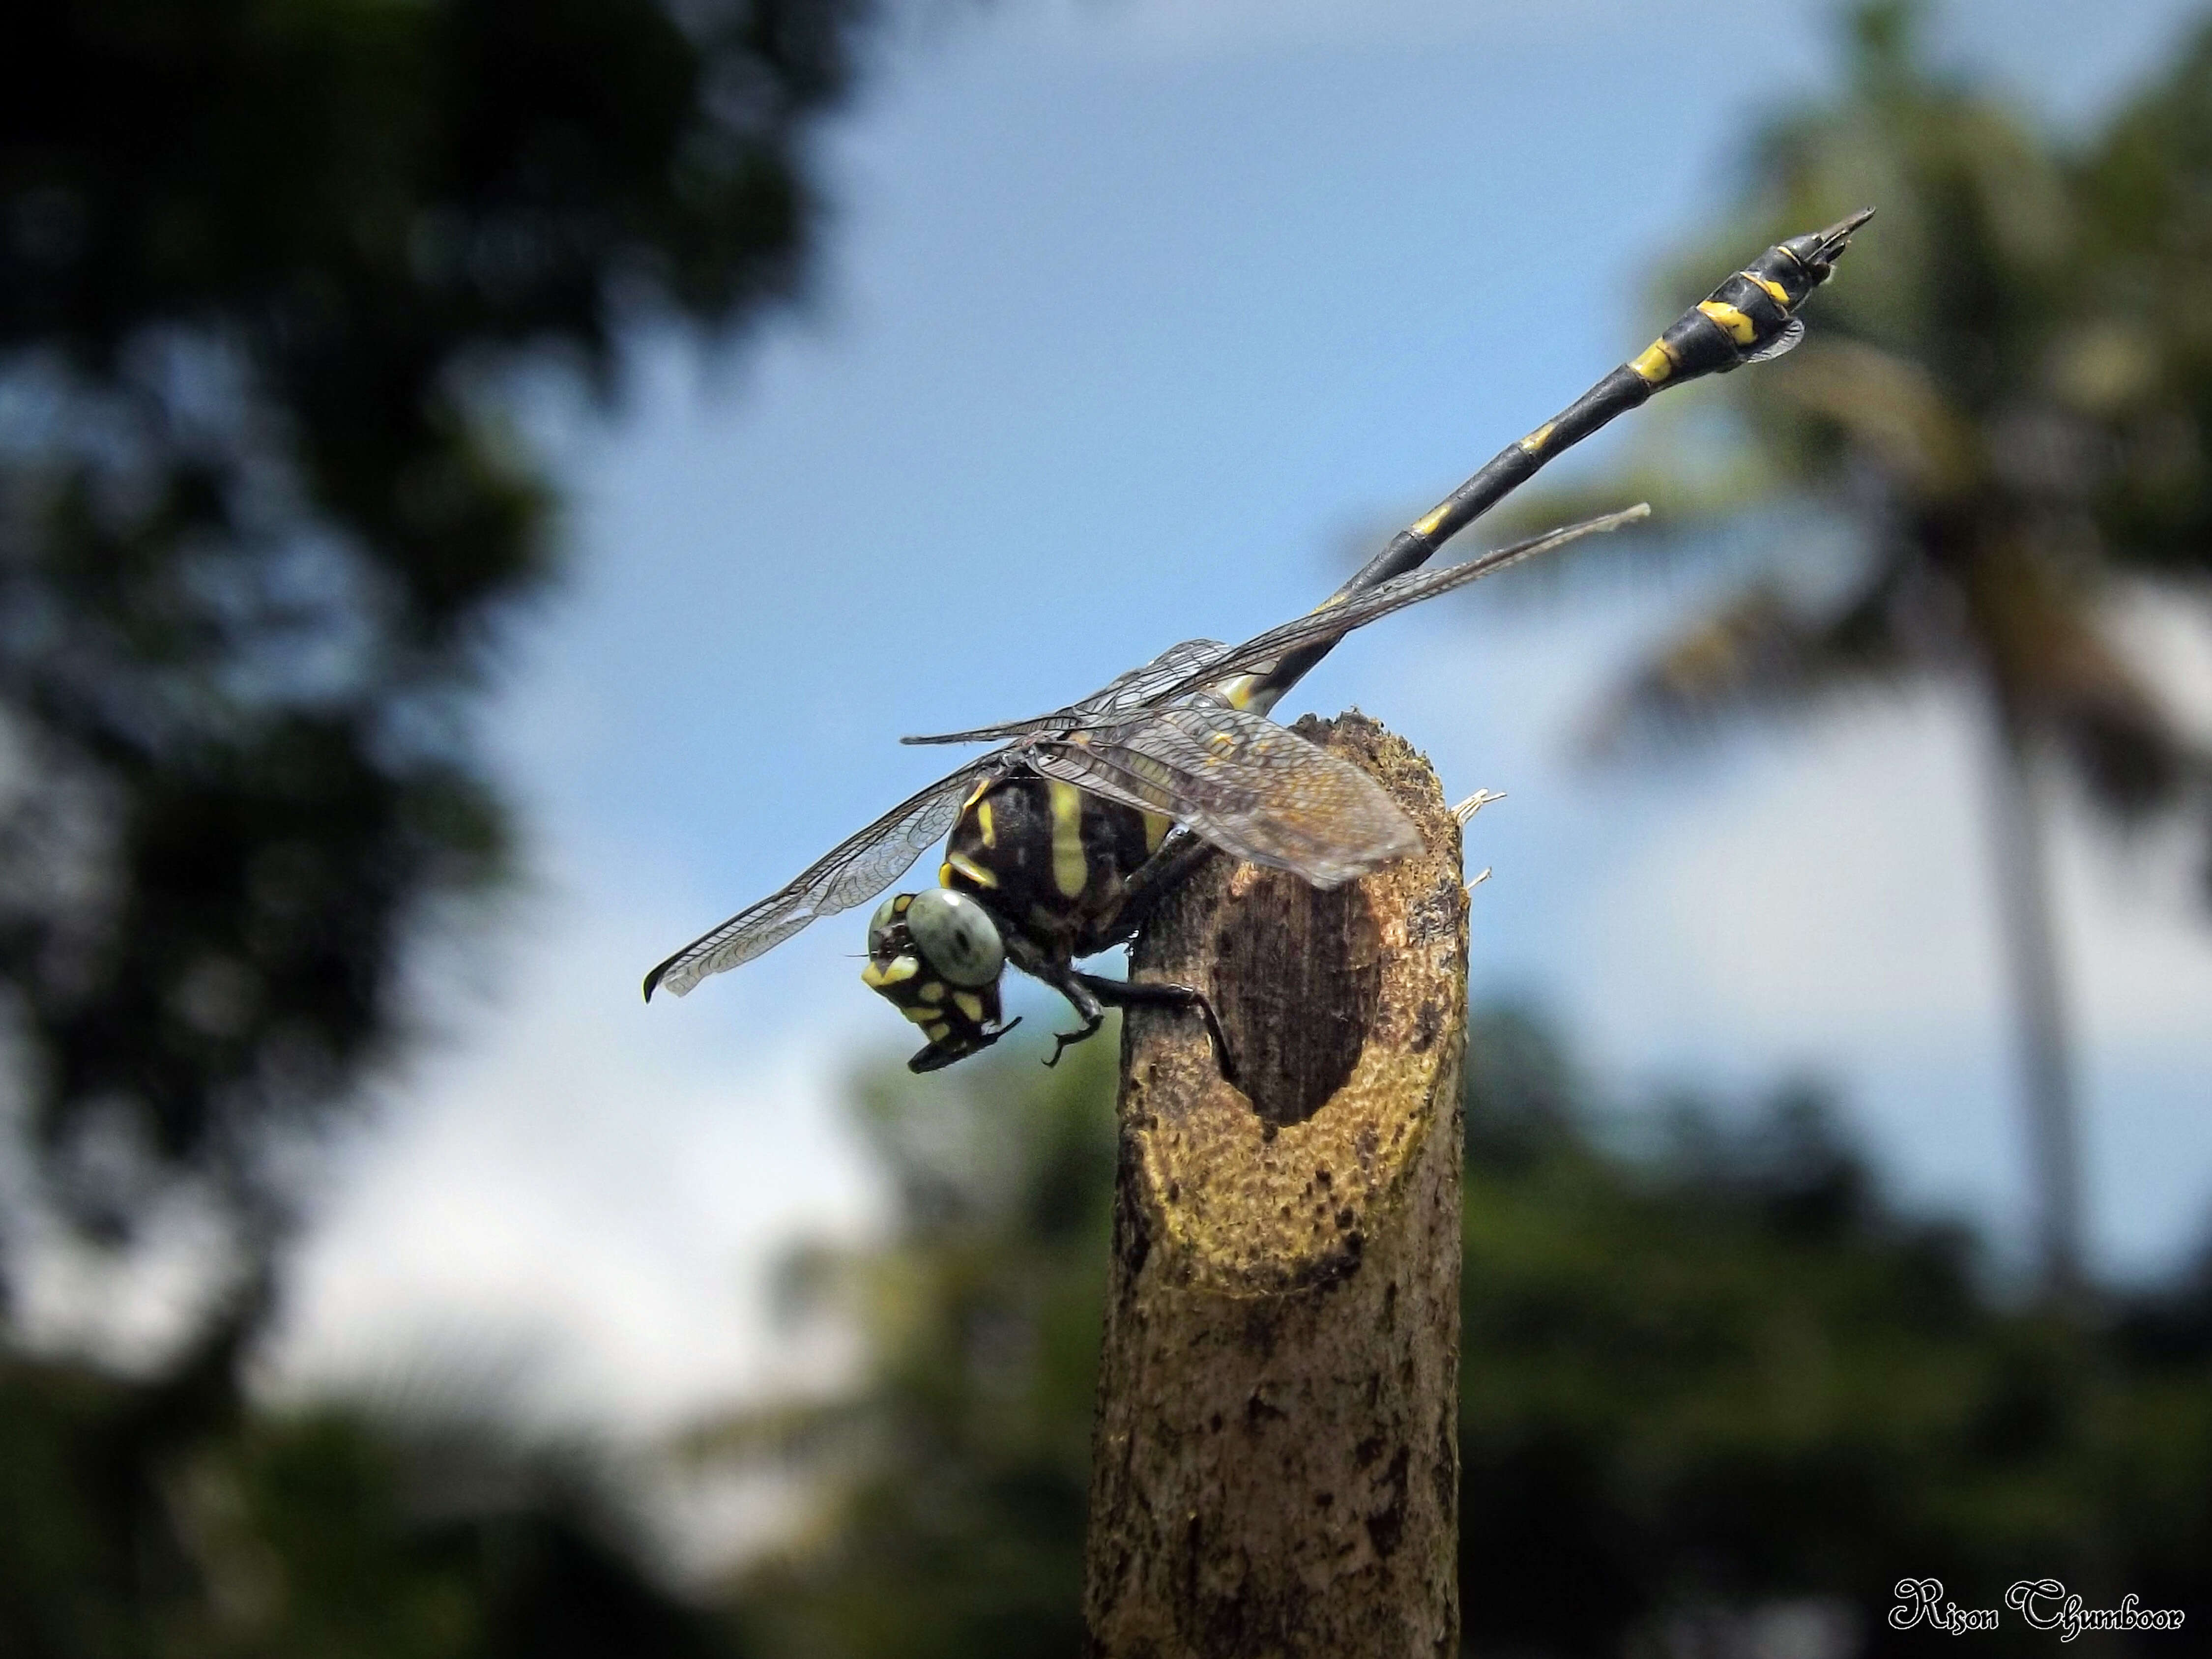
<box><xmin>1084</xmin><ymin>713</ymin><xmax>1468</xmax><ymax>1659</ymax></box>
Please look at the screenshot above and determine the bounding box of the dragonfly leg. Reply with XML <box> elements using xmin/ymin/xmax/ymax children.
<box><xmin>1042</xmin><ymin>971</ymin><xmax>1106</xmax><ymax>1070</ymax></box>
<box><xmin>1074</xmin><ymin>970</ymin><xmax>1238</xmax><ymax>1087</ymax></box>
<box><xmin>1105</xmin><ymin>834</ymin><xmax>1218</xmax><ymax>944</ymax></box>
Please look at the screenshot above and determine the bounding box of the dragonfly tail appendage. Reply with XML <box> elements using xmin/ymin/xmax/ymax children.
<box><xmin>1243</xmin><ymin>213</ymin><xmax>1869</xmax><ymax>704</ymax></box>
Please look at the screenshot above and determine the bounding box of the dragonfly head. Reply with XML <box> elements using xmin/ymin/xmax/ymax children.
<box><xmin>863</xmin><ymin>889</ymin><xmax>1018</xmax><ymax>1072</ymax></box>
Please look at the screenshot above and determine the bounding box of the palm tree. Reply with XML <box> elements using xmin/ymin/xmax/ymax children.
<box><xmin>1562</xmin><ymin>1</ymin><xmax>2212</xmax><ymax>1303</ymax></box>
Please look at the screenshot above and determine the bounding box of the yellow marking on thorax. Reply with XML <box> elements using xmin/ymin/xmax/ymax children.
<box><xmin>1630</xmin><ymin>340</ymin><xmax>1675</xmax><ymax>384</ymax></box>
<box><xmin>1697</xmin><ymin>298</ymin><xmax>1758</xmax><ymax>346</ymax></box>
<box><xmin>1047</xmin><ymin>781</ymin><xmax>1089</xmax><ymax>899</ymax></box>
<box><xmin>862</xmin><ymin>956</ymin><xmax>919</xmax><ymax>990</ymax></box>
<box><xmin>1142</xmin><ymin>812</ymin><xmax>1171</xmax><ymax>853</ymax></box>
<box><xmin>1749</xmin><ymin>272</ymin><xmax>1792</xmax><ymax>308</ymax></box>
<box><xmin>945</xmin><ymin>849</ymin><xmax>997</xmax><ymax>888</ymax></box>
<box><xmin>899</xmin><ymin>1004</ymin><xmax>938</xmax><ymax>1026</ymax></box>
<box><xmin>953</xmin><ymin>991</ymin><xmax>986</xmax><ymax>1023</ymax></box>
<box><xmin>1518</xmin><ymin>420</ymin><xmax>1556</xmax><ymax>455</ymax></box>
<box><xmin>919</xmin><ymin>980</ymin><xmax>946</xmax><ymax>1003</ymax></box>
<box><xmin>924</xmin><ymin>1020</ymin><xmax>950</xmax><ymax>1043</ymax></box>
<box><xmin>960</xmin><ymin>776</ymin><xmax>993</xmax><ymax>812</ymax></box>
<box><xmin>976</xmin><ymin>800</ymin><xmax>996</xmax><ymax>847</ymax></box>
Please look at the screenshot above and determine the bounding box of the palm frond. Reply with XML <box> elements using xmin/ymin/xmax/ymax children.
<box><xmin>1970</xmin><ymin>555</ymin><xmax>2211</xmax><ymax>818</ymax></box>
<box><xmin>1764</xmin><ymin>339</ymin><xmax>1980</xmax><ymax>502</ymax></box>
<box><xmin>1586</xmin><ymin>571</ymin><xmax>1920</xmax><ymax>757</ymax></box>
<box><xmin>671</xmin><ymin>1394</ymin><xmax>877</xmax><ymax>1467</ymax></box>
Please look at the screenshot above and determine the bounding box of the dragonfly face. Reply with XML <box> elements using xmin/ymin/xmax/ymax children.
<box><xmin>862</xmin><ymin>776</ymin><xmax>1165</xmax><ymax>1070</ymax></box>
<box><xmin>862</xmin><ymin>889</ymin><xmax>1016</xmax><ymax>1071</ymax></box>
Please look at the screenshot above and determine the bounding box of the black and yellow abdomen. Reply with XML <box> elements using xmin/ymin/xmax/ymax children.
<box><xmin>940</xmin><ymin>772</ymin><xmax>1171</xmax><ymax>956</ymax></box>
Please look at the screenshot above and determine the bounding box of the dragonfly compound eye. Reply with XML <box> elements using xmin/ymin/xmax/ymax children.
<box><xmin>902</xmin><ymin>888</ymin><xmax>1006</xmax><ymax>987</ymax></box>
<box><xmin>866</xmin><ymin>893</ymin><xmax>907</xmax><ymax>959</ymax></box>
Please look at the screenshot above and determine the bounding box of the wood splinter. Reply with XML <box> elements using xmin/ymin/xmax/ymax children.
<box><xmin>1083</xmin><ymin>712</ymin><xmax>1468</xmax><ymax>1659</ymax></box>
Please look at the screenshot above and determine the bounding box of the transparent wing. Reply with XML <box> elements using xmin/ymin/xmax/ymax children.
<box><xmin>904</xmin><ymin>509</ymin><xmax>1644</xmax><ymax>753</ymax></box>
<box><xmin>900</xmin><ymin>637</ymin><xmax>1232</xmax><ymax>746</ymax></box>
<box><xmin>1032</xmin><ymin>699</ymin><xmax>1422</xmax><ymax>887</ymax></box>
<box><xmin>1742</xmin><ymin>317</ymin><xmax>1805</xmax><ymax>365</ymax></box>
<box><xmin>643</xmin><ymin>759</ymin><xmax>997</xmax><ymax>1000</ymax></box>
<box><xmin>1153</xmin><ymin>506</ymin><xmax>1649</xmax><ymax>704</ymax></box>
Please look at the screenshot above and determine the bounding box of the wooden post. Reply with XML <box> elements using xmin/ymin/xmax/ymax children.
<box><xmin>1083</xmin><ymin>713</ymin><xmax>1467</xmax><ymax>1659</ymax></box>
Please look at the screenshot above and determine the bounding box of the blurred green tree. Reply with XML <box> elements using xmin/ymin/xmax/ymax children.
<box><xmin>1526</xmin><ymin>0</ymin><xmax>2212</xmax><ymax>1302</ymax></box>
<box><xmin>1455</xmin><ymin>1005</ymin><xmax>2212</xmax><ymax>1657</ymax></box>
<box><xmin>1</xmin><ymin>1309</ymin><xmax>743</xmax><ymax>1659</ymax></box>
<box><xmin>0</xmin><ymin>0</ymin><xmax>867</xmax><ymax>1289</ymax></box>
<box><xmin>1</xmin><ymin>7</ymin><xmax>874</xmax><ymax>1648</ymax></box>
<box><xmin>688</xmin><ymin>1010</ymin><xmax>2212</xmax><ymax>1656</ymax></box>
<box><xmin>686</xmin><ymin>1042</ymin><xmax>1119</xmax><ymax>1659</ymax></box>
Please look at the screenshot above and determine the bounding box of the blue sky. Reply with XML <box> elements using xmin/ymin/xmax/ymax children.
<box><xmin>46</xmin><ymin>0</ymin><xmax>2198</xmax><ymax>1431</ymax></box>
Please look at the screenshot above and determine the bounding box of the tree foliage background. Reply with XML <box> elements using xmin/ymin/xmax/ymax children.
<box><xmin>2</xmin><ymin>1</ymin><xmax>867</xmax><ymax>1652</ymax></box>
<box><xmin>1524</xmin><ymin>0</ymin><xmax>2212</xmax><ymax>1300</ymax></box>
<box><xmin>699</xmin><ymin>1009</ymin><xmax>2212</xmax><ymax>1658</ymax></box>
<box><xmin>0</xmin><ymin>0</ymin><xmax>862</xmax><ymax>1268</ymax></box>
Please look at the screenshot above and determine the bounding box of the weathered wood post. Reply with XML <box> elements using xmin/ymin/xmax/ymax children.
<box><xmin>1083</xmin><ymin>713</ymin><xmax>1467</xmax><ymax>1659</ymax></box>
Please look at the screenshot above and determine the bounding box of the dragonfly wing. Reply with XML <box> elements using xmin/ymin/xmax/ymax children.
<box><xmin>1742</xmin><ymin>317</ymin><xmax>1805</xmax><ymax>364</ymax></box>
<box><xmin>1034</xmin><ymin>701</ymin><xmax>1422</xmax><ymax>887</ymax></box>
<box><xmin>901</xmin><ymin>638</ymin><xmax>1232</xmax><ymax>745</ymax></box>
<box><xmin>1152</xmin><ymin>506</ymin><xmax>1649</xmax><ymax>704</ymax></box>
<box><xmin>643</xmin><ymin>759</ymin><xmax>996</xmax><ymax>1000</ymax></box>
<box><xmin>908</xmin><ymin>510</ymin><xmax>1644</xmax><ymax>748</ymax></box>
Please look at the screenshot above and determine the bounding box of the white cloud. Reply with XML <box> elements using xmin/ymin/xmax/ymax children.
<box><xmin>1004</xmin><ymin>0</ymin><xmax>1551</xmax><ymax>60</ymax></box>
<box><xmin>9</xmin><ymin>1196</ymin><xmax>237</xmax><ymax>1374</ymax></box>
<box><xmin>266</xmin><ymin>865</ymin><xmax>881</xmax><ymax>1432</ymax></box>
<box><xmin>1375</xmin><ymin>575</ymin><xmax>2212</xmax><ymax>1275</ymax></box>
<box><xmin>1577</xmin><ymin>657</ymin><xmax>2212</xmax><ymax>1061</ymax></box>
<box><xmin>1587</xmin><ymin>697</ymin><xmax>2008</xmax><ymax>1052</ymax></box>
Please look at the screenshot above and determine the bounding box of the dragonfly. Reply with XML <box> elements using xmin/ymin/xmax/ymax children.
<box><xmin>643</xmin><ymin>210</ymin><xmax>1873</xmax><ymax>1075</ymax></box>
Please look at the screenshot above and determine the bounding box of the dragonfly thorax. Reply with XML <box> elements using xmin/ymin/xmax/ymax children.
<box><xmin>938</xmin><ymin>772</ymin><xmax>1171</xmax><ymax>960</ymax></box>
<box><xmin>861</xmin><ymin>775</ymin><xmax>1174</xmax><ymax>1071</ymax></box>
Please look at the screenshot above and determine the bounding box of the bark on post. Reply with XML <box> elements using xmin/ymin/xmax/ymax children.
<box><xmin>1083</xmin><ymin>713</ymin><xmax>1467</xmax><ymax>1659</ymax></box>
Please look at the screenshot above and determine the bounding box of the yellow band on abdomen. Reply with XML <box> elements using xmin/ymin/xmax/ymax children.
<box><xmin>1697</xmin><ymin>298</ymin><xmax>1759</xmax><ymax>346</ymax></box>
<box><xmin>1630</xmin><ymin>341</ymin><xmax>1674</xmax><ymax>384</ymax></box>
